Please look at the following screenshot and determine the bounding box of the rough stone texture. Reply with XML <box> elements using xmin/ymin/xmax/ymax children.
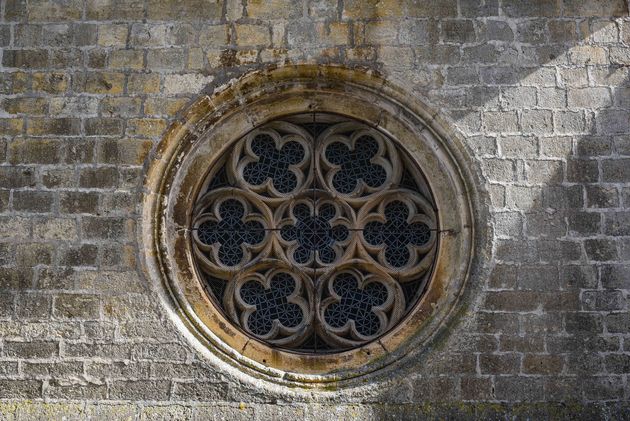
<box><xmin>1</xmin><ymin>0</ymin><xmax>630</xmax><ymax>418</ymax></box>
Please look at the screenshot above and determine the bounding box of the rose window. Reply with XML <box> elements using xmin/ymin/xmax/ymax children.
<box><xmin>191</xmin><ymin>114</ymin><xmax>438</xmax><ymax>352</ymax></box>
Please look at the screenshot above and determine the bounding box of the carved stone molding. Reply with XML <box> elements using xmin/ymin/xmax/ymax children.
<box><xmin>141</xmin><ymin>65</ymin><xmax>484</xmax><ymax>389</ymax></box>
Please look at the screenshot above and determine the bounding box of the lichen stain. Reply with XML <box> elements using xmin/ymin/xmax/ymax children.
<box><xmin>220</xmin><ymin>49</ymin><xmax>239</xmax><ymax>67</ymax></box>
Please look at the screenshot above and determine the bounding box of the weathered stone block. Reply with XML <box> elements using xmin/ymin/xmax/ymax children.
<box><xmin>410</xmin><ymin>376</ymin><xmax>459</xmax><ymax>401</ymax></box>
<box><xmin>4</xmin><ymin>49</ymin><xmax>47</xmax><ymax>70</ymax></box>
<box><xmin>0</xmin><ymin>267</ymin><xmax>33</xmax><ymax>290</ymax></box>
<box><xmin>521</xmin><ymin>110</ymin><xmax>554</xmax><ymax>135</ymax></box>
<box><xmin>567</xmin><ymin>211</ymin><xmax>601</xmax><ymax>236</ymax></box>
<box><xmin>110</xmin><ymin>380</ymin><xmax>170</xmax><ymax>400</ymax></box>
<box><xmin>79</xmin><ymin>167</ymin><xmax>119</xmax><ymax>188</ymax></box>
<box><xmin>97</xmin><ymin>24</ymin><xmax>128</xmax><ymax>47</ymax></box>
<box><xmin>110</xmin><ymin>49</ymin><xmax>145</xmax><ymax>69</ymax></box>
<box><xmin>442</xmin><ymin>20</ymin><xmax>475</xmax><ymax>43</ymax></box>
<box><xmin>146</xmin><ymin>48</ymin><xmax>187</xmax><ymax>70</ymax></box>
<box><xmin>197</xmin><ymin>25</ymin><xmax>230</xmax><ymax>47</ymax></box>
<box><xmin>32</xmin><ymin>72</ymin><xmax>69</xmax><ymax>93</ymax></box>
<box><xmin>585</xmin><ymin>186</ymin><xmax>619</xmax><ymax>209</ymax></box>
<box><xmin>569</xmin><ymin>45</ymin><xmax>608</xmax><ymax>65</ymax></box>
<box><xmin>103</xmin><ymin>294</ymin><xmax>155</xmax><ymax>320</ymax></box>
<box><xmin>74</xmin><ymin>72</ymin><xmax>125</xmax><ymax>94</ymax></box>
<box><xmin>88</xmin><ymin>49</ymin><xmax>109</xmax><ymax>68</ymax></box>
<box><xmin>163</xmin><ymin>73</ymin><xmax>214</xmax><ymax>94</ymax></box>
<box><xmin>140</xmin><ymin>405</ymin><xmax>194</xmax><ymax>420</ymax></box>
<box><xmin>236</xmin><ymin>24</ymin><xmax>270</xmax><ymax>46</ymax></box>
<box><xmin>59</xmin><ymin>244</ymin><xmax>99</xmax><ymax>266</ymax></box>
<box><xmin>563</xmin><ymin>0</ymin><xmax>628</xmax><ymax>17</ymax></box>
<box><xmin>503</xmin><ymin>0</ymin><xmax>559</xmax><ymax>16</ymax></box>
<box><xmin>86</xmin><ymin>0</ymin><xmax>144</xmax><ymax>19</ymax></box>
<box><xmin>600</xmin><ymin>265</ymin><xmax>630</xmax><ymax>289</ymax></box>
<box><xmin>495</xmin><ymin>376</ymin><xmax>545</xmax><ymax>401</ymax></box>
<box><xmin>460</xmin><ymin>376</ymin><xmax>493</xmax><ymax>400</ymax></box>
<box><xmin>60</xmin><ymin>191</ymin><xmax>100</xmax><ymax>214</ymax></box>
<box><xmin>406</xmin><ymin>0</ymin><xmax>457</xmax><ymax>17</ymax></box>
<box><xmin>74</xmin><ymin>23</ymin><xmax>98</xmax><ymax>46</ymax></box>
<box><xmin>4</xmin><ymin>341</ymin><xmax>57</xmax><ymax>358</ymax></box>
<box><xmin>13</xmin><ymin>191</ymin><xmax>54</xmax><ymax>213</ymax></box>
<box><xmin>17</xmin><ymin>293</ymin><xmax>51</xmax><ymax>320</ymax></box>
<box><xmin>460</xmin><ymin>0</ymin><xmax>499</xmax><ymax>17</ymax></box>
<box><xmin>485</xmin><ymin>111</ymin><xmax>519</xmax><ymax>133</ymax></box>
<box><xmin>548</xmin><ymin>20</ymin><xmax>578</xmax><ymax>43</ymax></box>
<box><xmin>568</xmin><ymin>87</ymin><xmax>612</xmax><ymax>108</ymax></box>
<box><xmin>585</xmin><ymin>239</ymin><xmax>618</xmax><ymax>261</ymax></box>
<box><xmin>85</xmin><ymin>118</ymin><xmax>124</xmax><ymax>136</ymax></box>
<box><xmin>172</xmin><ymin>381</ymin><xmax>227</xmax><ymax>401</ymax></box>
<box><xmin>53</xmin><ymin>294</ymin><xmax>100</xmax><ymax>319</ymax></box>
<box><xmin>97</xmin><ymin>138</ymin><xmax>152</xmax><ymax>165</ymax></box>
<box><xmin>127</xmin><ymin>73</ymin><xmax>161</xmax><ymax>94</ymax></box>
<box><xmin>0</xmin><ymin>216</ymin><xmax>31</xmax><ymax>240</ymax></box>
<box><xmin>82</xmin><ymin>216</ymin><xmax>133</xmax><ymax>240</ymax></box>
<box><xmin>598</xmin><ymin>110</ymin><xmax>630</xmax><ymax>134</ymax></box>
<box><xmin>398</xmin><ymin>20</ymin><xmax>437</xmax><ymax>45</ymax></box>
<box><xmin>414</xmin><ymin>45</ymin><xmax>459</xmax><ymax>65</ymax></box>
<box><xmin>147</xmin><ymin>0</ymin><xmax>222</xmax><ymax>20</ymax></box>
<box><xmin>522</xmin><ymin>354</ymin><xmax>564</xmax><ymax>375</ymax></box>
<box><xmin>100</xmin><ymin>244</ymin><xmax>136</xmax><ymax>269</ymax></box>
<box><xmin>100</xmin><ymin>97</ymin><xmax>143</xmax><ymax>117</ymax></box>
<box><xmin>602</xmin><ymin>158</ymin><xmax>630</xmax><ymax>181</ymax></box>
<box><xmin>342</xmin><ymin>0</ymin><xmax>403</xmax><ymax>18</ymax></box>
<box><xmin>33</xmin><ymin>218</ymin><xmax>78</xmax><ymax>241</ymax></box>
<box><xmin>126</xmin><ymin>118</ymin><xmax>167</xmax><ymax>137</ymax></box>
<box><xmin>3</xmin><ymin>97</ymin><xmax>48</xmax><ymax>115</ymax></box>
<box><xmin>583</xmin><ymin>377</ymin><xmax>624</xmax><ymax>400</ymax></box>
<box><xmin>144</xmin><ymin>98</ymin><xmax>188</xmax><ymax>116</ymax></box>
<box><xmin>582</xmin><ymin>290</ymin><xmax>625</xmax><ymax>311</ymax></box>
<box><xmin>604</xmin><ymin>211</ymin><xmax>630</xmax><ymax>236</ymax></box>
<box><xmin>9</xmin><ymin>139</ymin><xmax>61</xmax><ymax>164</ymax></box>
<box><xmin>47</xmin><ymin>382</ymin><xmax>108</xmax><ymax>400</ymax></box>
<box><xmin>0</xmin><ymin>381</ymin><xmax>41</xmax><ymax>399</ymax></box>
<box><xmin>462</xmin><ymin>44</ymin><xmax>499</xmax><ymax>63</ymax></box>
<box><xmin>479</xmin><ymin>353</ymin><xmax>519</xmax><ymax>374</ymax></box>
<box><xmin>87</xmin><ymin>361</ymin><xmax>150</xmax><ymax>379</ymax></box>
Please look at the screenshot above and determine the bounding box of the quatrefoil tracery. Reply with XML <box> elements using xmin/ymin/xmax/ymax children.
<box><xmin>192</xmin><ymin>189</ymin><xmax>273</xmax><ymax>276</ymax></box>
<box><xmin>318</xmin><ymin>266</ymin><xmax>404</xmax><ymax>348</ymax></box>
<box><xmin>316</xmin><ymin>122</ymin><xmax>402</xmax><ymax>202</ymax></box>
<box><xmin>359</xmin><ymin>192</ymin><xmax>438</xmax><ymax>279</ymax></box>
<box><xmin>191</xmin><ymin>115</ymin><xmax>438</xmax><ymax>352</ymax></box>
<box><xmin>276</xmin><ymin>196</ymin><xmax>354</xmax><ymax>269</ymax></box>
<box><xmin>195</xmin><ymin>198</ymin><xmax>265</xmax><ymax>267</ymax></box>
<box><xmin>232</xmin><ymin>122</ymin><xmax>312</xmax><ymax>201</ymax></box>
<box><xmin>225</xmin><ymin>264</ymin><xmax>314</xmax><ymax>347</ymax></box>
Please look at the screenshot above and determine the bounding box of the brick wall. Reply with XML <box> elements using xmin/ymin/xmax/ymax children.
<box><xmin>1</xmin><ymin>0</ymin><xmax>630</xmax><ymax>418</ymax></box>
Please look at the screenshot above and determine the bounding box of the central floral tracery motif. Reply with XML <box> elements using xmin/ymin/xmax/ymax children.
<box><xmin>278</xmin><ymin>200</ymin><xmax>351</xmax><ymax>266</ymax></box>
<box><xmin>192</xmin><ymin>115</ymin><xmax>438</xmax><ymax>352</ymax></box>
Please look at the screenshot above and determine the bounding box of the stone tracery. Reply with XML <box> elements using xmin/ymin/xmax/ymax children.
<box><xmin>191</xmin><ymin>114</ymin><xmax>438</xmax><ymax>352</ymax></box>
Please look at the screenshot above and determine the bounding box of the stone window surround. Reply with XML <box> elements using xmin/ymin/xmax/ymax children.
<box><xmin>140</xmin><ymin>65</ymin><xmax>489</xmax><ymax>389</ymax></box>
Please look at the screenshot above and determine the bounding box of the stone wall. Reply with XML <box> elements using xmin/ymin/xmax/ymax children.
<box><xmin>1</xmin><ymin>0</ymin><xmax>629</xmax><ymax>418</ymax></box>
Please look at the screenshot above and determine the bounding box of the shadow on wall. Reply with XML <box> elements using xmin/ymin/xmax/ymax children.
<box><xmin>341</xmin><ymin>3</ymin><xmax>630</xmax><ymax>418</ymax></box>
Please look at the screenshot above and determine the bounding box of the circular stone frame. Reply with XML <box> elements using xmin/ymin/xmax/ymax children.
<box><xmin>141</xmin><ymin>65</ymin><xmax>481</xmax><ymax>388</ymax></box>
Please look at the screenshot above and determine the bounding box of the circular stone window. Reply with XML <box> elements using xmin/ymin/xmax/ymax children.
<box><xmin>192</xmin><ymin>114</ymin><xmax>437</xmax><ymax>352</ymax></box>
<box><xmin>141</xmin><ymin>66</ymin><xmax>479</xmax><ymax>387</ymax></box>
